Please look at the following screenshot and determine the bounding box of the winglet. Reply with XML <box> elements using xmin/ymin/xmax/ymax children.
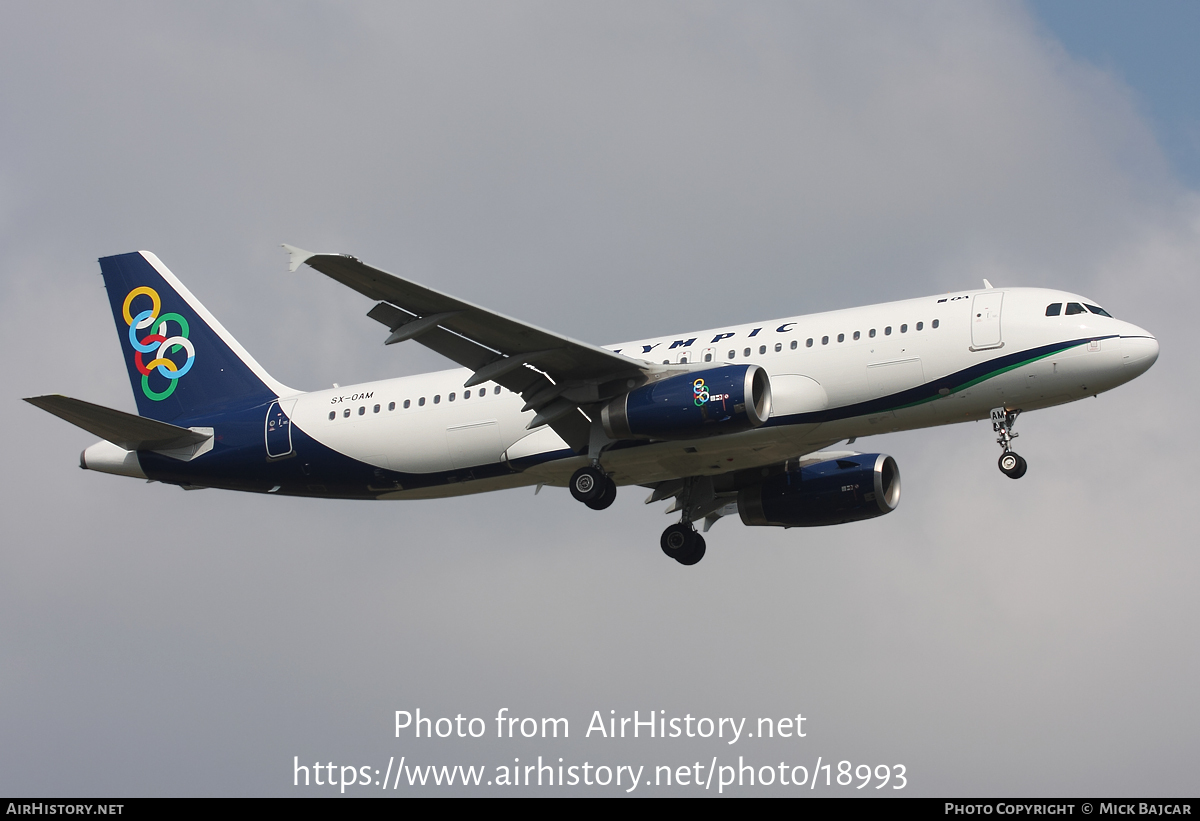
<box><xmin>281</xmin><ymin>244</ymin><xmax>316</xmax><ymax>273</ymax></box>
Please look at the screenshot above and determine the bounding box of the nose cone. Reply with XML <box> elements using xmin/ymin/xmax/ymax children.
<box><xmin>1122</xmin><ymin>333</ymin><xmax>1159</xmax><ymax>377</ymax></box>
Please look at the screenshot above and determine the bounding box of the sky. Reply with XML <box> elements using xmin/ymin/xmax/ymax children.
<box><xmin>1</xmin><ymin>1</ymin><xmax>1197</xmax><ymax>797</ymax></box>
<box><xmin>1030</xmin><ymin>0</ymin><xmax>1200</xmax><ymax>189</ymax></box>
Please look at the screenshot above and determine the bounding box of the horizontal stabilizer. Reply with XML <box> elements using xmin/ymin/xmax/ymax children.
<box><xmin>24</xmin><ymin>395</ymin><xmax>212</xmax><ymax>451</ymax></box>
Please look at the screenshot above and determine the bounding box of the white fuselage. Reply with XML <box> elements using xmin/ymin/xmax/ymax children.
<box><xmin>281</xmin><ymin>286</ymin><xmax>1158</xmax><ymax>498</ymax></box>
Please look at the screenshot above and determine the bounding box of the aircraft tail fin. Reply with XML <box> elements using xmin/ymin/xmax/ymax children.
<box><xmin>98</xmin><ymin>252</ymin><xmax>290</xmax><ymax>422</ymax></box>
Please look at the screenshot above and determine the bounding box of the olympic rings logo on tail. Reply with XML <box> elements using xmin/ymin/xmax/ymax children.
<box><xmin>693</xmin><ymin>378</ymin><xmax>710</xmax><ymax>407</ymax></box>
<box><xmin>122</xmin><ymin>286</ymin><xmax>195</xmax><ymax>401</ymax></box>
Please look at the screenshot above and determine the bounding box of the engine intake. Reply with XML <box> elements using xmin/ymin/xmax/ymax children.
<box><xmin>738</xmin><ymin>453</ymin><xmax>900</xmax><ymax>527</ymax></box>
<box><xmin>601</xmin><ymin>365</ymin><xmax>772</xmax><ymax>440</ymax></box>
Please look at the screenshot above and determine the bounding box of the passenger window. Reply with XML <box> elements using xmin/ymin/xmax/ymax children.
<box><xmin>494</xmin><ymin>386</ymin><xmax>501</xmax><ymax>395</ymax></box>
<box><xmin>900</xmin><ymin>324</ymin><xmax>907</xmax><ymax>333</ymax></box>
<box><xmin>790</xmin><ymin>340</ymin><xmax>797</xmax><ymax>350</ymax></box>
<box><xmin>728</xmin><ymin>350</ymin><xmax>735</xmax><ymax>359</ymax></box>
<box><xmin>744</xmin><ymin>348</ymin><xmax>751</xmax><ymax>357</ymax></box>
<box><xmin>821</xmin><ymin>336</ymin><xmax>829</xmax><ymax>345</ymax></box>
<box><xmin>389</xmin><ymin>402</ymin><xmax>396</xmax><ymax>411</ymax></box>
<box><xmin>1086</xmin><ymin>304</ymin><xmax>1113</xmax><ymax>317</ymax></box>
<box><xmin>1065</xmin><ymin>302</ymin><xmax>1085</xmax><ymax>315</ymax></box>
<box><xmin>373</xmin><ymin>404</ymin><xmax>380</xmax><ymax>413</ymax></box>
<box><xmin>434</xmin><ymin>395</ymin><xmax>441</xmax><ymax>404</ymax></box>
<box><xmin>758</xmin><ymin>345</ymin><xmax>766</xmax><ymax>355</ymax></box>
<box><xmin>449</xmin><ymin>393</ymin><xmax>456</xmax><ymax>402</ymax></box>
<box><xmin>853</xmin><ymin>331</ymin><xmax>860</xmax><ymax>340</ymax></box>
<box><xmin>806</xmin><ymin>338</ymin><xmax>813</xmax><ymax>348</ymax></box>
<box><xmin>885</xmin><ymin>326</ymin><xmax>893</xmax><ymax>336</ymax></box>
<box><xmin>464</xmin><ymin>390</ymin><xmax>471</xmax><ymax>399</ymax></box>
<box><xmin>932</xmin><ymin>319</ymin><xmax>939</xmax><ymax>328</ymax></box>
<box><xmin>916</xmin><ymin>322</ymin><xmax>923</xmax><ymax>331</ymax></box>
<box><xmin>328</xmin><ymin>411</ymin><xmax>335</xmax><ymax>421</ymax></box>
<box><xmin>419</xmin><ymin>397</ymin><xmax>425</xmax><ymax>406</ymax></box>
<box><xmin>705</xmin><ymin>353</ymin><xmax>713</xmax><ymax>362</ymax></box>
<box><xmin>774</xmin><ymin>343</ymin><xmax>781</xmax><ymax>353</ymax></box>
<box><xmin>343</xmin><ymin>408</ymin><xmax>350</xmax><ymax>418</ymax></box>
<box><xmin>1046</xmin><ymin>303</ymin><xmax>1062</xmax><ymax>316</ymax></box>
<box><xmin>837</xmin><ymin>333</ymin><xmax>844</xmax><ymax>343</ymax></box>
<box><xmin>404</xmin><ymin>399</ymin><xmax>411</xmax><ymax>409</ymax></box>
<box><xmin>869</xmin><ymin>329</ymin><xmax>876</xmax><ymax>338</ymax></box>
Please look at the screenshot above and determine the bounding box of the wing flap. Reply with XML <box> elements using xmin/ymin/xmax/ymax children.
<box><xmin>365</xmin><ymin>301</ymin><xmax>592</xmax><ymax>449</ymax></box>
<box><xmin>25</xmin><ymin>395</ymin><xmax>212</xmax><ymax>451</ymax></box>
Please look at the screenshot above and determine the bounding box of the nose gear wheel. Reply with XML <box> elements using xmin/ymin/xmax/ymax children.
<box><xmin>991</xmin><ymin>407</ymin><xmax>1027</xmax><ymax>479</ymax></box>
<box><xmin>998</xmin><ymin>451</ymin><xmax>1027</xmax><ymax>479</ymax></box>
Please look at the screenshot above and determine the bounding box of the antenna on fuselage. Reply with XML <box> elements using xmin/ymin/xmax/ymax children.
<box><xmin>983</xmin><ymin>279</ymin><xmax>994</xmax><ymax>289</ymax></box>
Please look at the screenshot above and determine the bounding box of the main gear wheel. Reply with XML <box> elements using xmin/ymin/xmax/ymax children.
<box><xmin>660</xmin><ymin>523</ymin><xmax>706</xmax><ymax>565</ymax></box>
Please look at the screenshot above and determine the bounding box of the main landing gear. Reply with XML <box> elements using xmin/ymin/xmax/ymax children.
<box><xmin>569</xmin><ymin>465</ymin><xmax>707</xmax><ymax>566</ymax></box>
<box><xmin>660</xmin><ymin>522</ymin><xmax>706</xmax><ymax>566</ymax></box>
<box><xmin>991</xmin><ymin>407</ymin><xmax>1028</xmax><ymax>479</ymax></box>
<box><xmin>655</xmin><ymin>475</ymin><xmax>711</xmax><ymax>566</ymax></box>
<box><xmin>569</xmin><ymin>464</ymin><xmax>616</xmax><ymax>510</ymax></box>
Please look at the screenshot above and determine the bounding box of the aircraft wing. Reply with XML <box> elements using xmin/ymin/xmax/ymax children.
<box><xmin>284</xmin><ymin>245</ymin><xmax>651</xmax><ymax>451</ymax></box>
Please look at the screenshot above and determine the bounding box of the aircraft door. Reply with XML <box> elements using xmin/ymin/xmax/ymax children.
<box><xmin>971</xmin><ymin>292</ymin><xmax>1004</xmax><ymax>350</ymax></box>
<box><xmin>265</xmin><ymin>399</ymin><xmax>297</xmax><ymax>459</ymax></box>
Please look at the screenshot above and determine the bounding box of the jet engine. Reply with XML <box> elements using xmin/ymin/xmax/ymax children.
<box><xmin>601</xmin><ymin>365</ymin><xmax>772</xmax><ymax>440</ymax></box>
<box><xmin>738</xmin><ymin>453</ymin><xmax>900</xmax><ymax>527</ymax></box>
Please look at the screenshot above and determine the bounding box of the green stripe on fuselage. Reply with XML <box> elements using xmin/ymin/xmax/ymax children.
<box><xmin>888</xmin><ymin>342</ymin><xmax>1086</xmax><ymax>411</ymax></box>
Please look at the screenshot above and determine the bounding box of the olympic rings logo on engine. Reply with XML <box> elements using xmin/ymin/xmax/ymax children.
<box><xmin>122</xmin><ymin>286</ymin><xmax>195</xmax><ymax>401</ymax></box>
<box><xmin>693</xmin><ymin>378</ymin><xmax>710</xmax><ymax>407</ymax></box>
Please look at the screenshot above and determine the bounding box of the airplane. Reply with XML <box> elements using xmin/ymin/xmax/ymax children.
<box><xmin>25</xmin><ymin>247</ymin><xmax>1159</xmax><ymax>565</ymax></box>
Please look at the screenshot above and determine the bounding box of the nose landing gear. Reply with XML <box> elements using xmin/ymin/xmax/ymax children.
<box><xmin>992</xmin><ymin>407</ymin><xmax>1028</xmax><ymax>479</ymax></box>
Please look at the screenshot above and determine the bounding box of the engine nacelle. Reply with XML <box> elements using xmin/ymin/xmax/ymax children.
<box><xmin>601</xmin><ymin>365</ymin><xmax>772</xmax><ymax>440</ymax></box>
<box><xmin>738</xmin><ymin>453</ymin><xmax>900</xmax><ymax>527</ymax></box>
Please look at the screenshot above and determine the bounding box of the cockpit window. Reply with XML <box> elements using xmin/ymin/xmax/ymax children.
<box><xmin>1045</xmin><ymin>303</ymin><xmax>1062</xmax><ymax>316</ymax></box>
<box><xmin>1085</xmin><ymin>304</ymin><xmax>1113</xmax><ymax>317</ymax></box>
<box><xmin>1065</xmin><ymin>302</ymin><xmax>1086</xmax><ymax>315</ymax></box>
